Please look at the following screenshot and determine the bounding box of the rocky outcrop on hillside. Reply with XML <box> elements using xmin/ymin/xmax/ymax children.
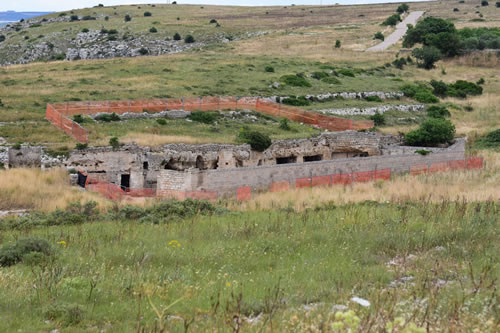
<box><xmin>0</xmin><ymin>16</ymin><xmax>259</xmax><ymax>66</ymax></box>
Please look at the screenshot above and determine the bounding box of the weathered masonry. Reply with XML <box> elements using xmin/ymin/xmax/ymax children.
<box><xmin>66</xmin><ymin>132</ymin><xmax>482</xmax><ymax>201</ymax></box>
<box><xmin>67</xmin><ymin>131</ymin><xmax>388</xmax><ymax>191</ymax></box>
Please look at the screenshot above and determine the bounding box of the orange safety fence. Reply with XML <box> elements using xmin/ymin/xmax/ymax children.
<box><xmin>79</xmin><ymin>157</ymin><xmax>482</xmax><ymax>202</ymax></box>
<box><xmin>47</xmin><ymin>96</ymin><xmax>375</xmax><ymax>143</ymax></box>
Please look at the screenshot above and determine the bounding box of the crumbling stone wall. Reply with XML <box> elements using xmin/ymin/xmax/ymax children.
<box><xmin>66</xmin><ymin>131</ymin><xmax>389</xmax><ymax>190</ymax></box>
<box><xmin>8</xmin><ymin>146</ymin><xmax>43</xmax><ymax>168</ymax></box>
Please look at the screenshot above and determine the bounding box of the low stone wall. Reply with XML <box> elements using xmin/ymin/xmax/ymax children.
<box><xmin>319</xmin><ymin>104</ymin><xmax>425</xmax><ymax>116</ymax></box>
<box><xmin>157</xmin><ymin>139</ymin><xmax>482</xmax><ymax>201</ymax></box>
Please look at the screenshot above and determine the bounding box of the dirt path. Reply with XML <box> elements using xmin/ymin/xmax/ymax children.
<box><xmin>366</xmin><ymin>11</ymin><xmax>425</xmax><ymax>52</ymax></box>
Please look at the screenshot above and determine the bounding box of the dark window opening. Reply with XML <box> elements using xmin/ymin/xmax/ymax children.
<box><xmin>143</xmin><ymin>161</ymin><xmax>149</xmax><ymax>170</ymax></box>
<box><xmin>77</xmin><ymin>172</ymin><xmax>88</xmax><ymax>188</ymax></box>
<box><xmin>196</xmin><ymin>156</ymin><xmax>205</xmax><ymax>170</ymax></box>
<box><xmin>276</xmin><ymin>156</ymin><xmax>297</xmax><ymax>165</ymax></box>
<box><xmin>257</xmin><ymin>159</ymin><xmax>262</xmax><ymax>166</ymax></box>
<box><xmin>354</xmin><ymin>152</ymin><xmax>369</xmax><ymax>157</ymax></box>
<box><xmin>303</xmin><ymin>155</ymin><xmax>323</xmax><ymax>162</ymax></box>
<box><xmin>120</xmin><ymin>174</ymin><xmax>130</xmax><ymax>191</ymax></box>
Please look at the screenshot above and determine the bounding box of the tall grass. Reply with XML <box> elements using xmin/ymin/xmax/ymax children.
<box><xmin>0</xmin><ymin>168</ymin><xmax>110</xmax><ymax>211</ymax></box>
<box><xmin>237</xmin><ymin>151</ymin><xmax>500</xmax><ymax>212</ymax></box>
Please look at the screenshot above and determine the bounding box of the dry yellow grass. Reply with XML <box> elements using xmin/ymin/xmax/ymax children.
<box><xmin>0</xmin><ymin>168</ymin><xmax>111</xmax><ymax>212</ymax></box>
<box><xmin>235</xmin><ymin>151</ymin><xmax>500</xmax><ymax>212</ymax></box>
<box><xmin>117</xmin><ymin>133</ymin><xmax>229</xmax><ymax>146</ymax></box>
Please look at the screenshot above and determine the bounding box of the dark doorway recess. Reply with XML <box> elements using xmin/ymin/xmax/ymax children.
<box><xmin>276</xmin><ymin>156</ymin><xmax>297</xmax><ymax>164</ymax></box>
<box><xmin>121</xmin><ymin>174</ymin><xmax>130</xmax><ymax>190</ymax></box>
<box><xmin>304</xmin><ymin>155</ymin><xmax>323</xmax><ymax>162</ymax></box>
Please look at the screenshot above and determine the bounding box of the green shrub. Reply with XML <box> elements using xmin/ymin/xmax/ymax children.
<box><xmin>448</xmin><ymin>80</ymin><xmax>483</xmax><ymax>97</ymax></box>
<box><xmin>189</xmin><ymin>111</ymin><xmax>220</xmax><ymax>124</ymax></box>
<box><xmin>279</xmin><ymin>118</ymin><xmax>291</xmax><ymax>131</ymax></box>
<box><xmin>370</xmin><ymin>112</ymin><xmax>386</xmax><ymax>126</ymax></box>
<box><xmin>496</xmin><ymin>1</ymin><xmax>500</xmax><ymax>7</ymax></box>
<box><xmin>0</xmin><ymin>238</ymin><xmax>53</xmax><ymax>267</ymax></box>
<box><xmin>81</xmin><ymin>16</ymin><xmax>96</xmax><ymax>21</ymax></box>
<box><xmin>414</xmin><ymin>90</ymin><xmax>439</xmax><ymax>103</ymax></box>
<box><xmin>392</xmin><ymin>57</ymin><xmax>407</xmax><ymax>69</ymax></box>
<box><xmin>95</xmin><ymin>113</ymin><xmax>120</xmax><ymax>122</ymax></box>
<box><xmin>426</xmin><ymin>105</ymin><xmax>451</xmax><ymax>118</ymax></box>
<box><xmin>382</xmin><ymin>14</ymin><xmax>401</xmax><ymax>26</ymax></box>
<box><xmin>53</xmin><ymin>53</ymin><xmax>66</xmax><ymax>61</ymax></box>
<box><xmin>73</xmin><ymin>114</ymin><xmax>84</xmax><ymax>123</ymax></box>
<box><xmin>397</xmin><ymin>3</ymin><xmax>409</xmax><ymax>14</ymax></box>
<box><xmin>173</xmin><ymin>32</ymin><xmax>182</xmax><ymax>41</ymax></box>
<box><xmin>280</xmin><ymin>74</ymin><xmax>312</xmax><ymax>87</ymax></box>
<box><xmin>476</xmin><ymin>78</ymin><xmax>485</xmax><ymax>85</ymax></box>
<box><xmin>237</xmin><ymin>129</ymin><xmax>272</xmax><ymax>152</ymax></box>
<box><xmin>210</xmin><ymin>19</ymin><xmax>218</xmax><ymax>24</ymax></box>
<box><xmin>415</xmin><ymin>149</ymin><xmax>431</xmax><ymax>156</ymax></box>
<box><xmin>109</xmin><ymin>137</ymin><xmax>120</xmax><ymax>149</ymax></box>
<box><xmin>405</xmin><ymin>118</ymin><xmax>455</xmax><ymax>146</ymax></box>
<box><xmin>338</xmin><ymin>69</ymin><xmax>355</xmax><ymax>77</ymax></box>
<box><xmin>281</xmin><ymin>96</ymin><xmax>311</xmax><ymax>106</ymax></box>
<box><xmin>0</xmin><ymin>35</ymin><xmax>6</xmax><ymax>43</ymax></box>
<box><xmin>144</xmin><ymin>11</ymin><xmax>152</xmax><ymax>16</ymax></box>
<box><xmin>75</xmin><ymin>143</ymin><xmax>88</xmax><ymax>150</ymax></box>
<box><xmin>477</xmin><ymin>129</ymin><xmax>500</xmax><ymax>148</ymax></box>
<box><xmin>124</xmin><ymin>14</ymin><xmax>132</xmax><ymax>22</ymax></box>
<box><xmin>311</xmin><ymin>72</ymin><xmax>329</xmax><ymax>80</ymax></box>
<box><xmin>70</xmin><ymin>15</ymin><xmax>79</xmax><ymax>21</ymax></box>
<box><xmin>365</xmin><ymin>96</ymin><xmax>383</xmax><ymax>102</ymax></box>
<box><xmin>481</xmin><ymin>0</ymin><xmax>489</xmax><ymax>6</ymax></box>
<box><xmin>335</xmin><ymin>40</ymin><xmax>341</xmax><ymax>48</ymax></box>
<box><xmin>138</xmin><ymin>47</ymin><xmax>149</xmax><ymax>55</ymax></box>
<box><xmin>264</xmin><ymin>65</ymin><xmax>275</xmax><ymax>73</ymax></box>
<box><xmin>81</xmin><ymin>28</ymin><xmax>89</xmax><ymax>33</ymax></box>
<box><xmin>401</xmin><ymin>83</ymin><xmax>434</xmax><ymax>100</ymax></box>
<box><xmin>430</xmin><ymin>79</ymin><xmax>448</xmax><ymax>97</ymax></box>
<box><xmin>412</xmin><ymin>46</ymin><xmax>442</xmax><ymax>69</ymax></box>
<box><xmin>156</xmin><ymin>119</ymin><xmax>167</xmax><ymax>125</ymax></box>
<box><xmin>149</xmin><ymin>27</ymin><xmax>157</xmax><ymax>33</ymax></box>
<box><xmin>374</xmin><ymin>32</ymin><xmax>384</xmax><ymax>41</ymax></box>
<box><xmin>321</xmin><ymin>77</ymin><xmax>341</xmax><ymax>85</ymax></box>
<box><xmin>184</xmin><ymin>35</ymin><xmax>195</xmax><ymax>43</ymax></box>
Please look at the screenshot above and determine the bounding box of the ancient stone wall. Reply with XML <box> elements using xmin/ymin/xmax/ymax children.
<box><xmin>157</xmin><ymin>139</ymin><xmax>468</xmax><ymax>199</ymax></box>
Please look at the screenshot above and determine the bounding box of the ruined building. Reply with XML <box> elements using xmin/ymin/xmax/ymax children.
<box><xmin>64</xmin><ymin>130</ymin><xmax>474</xmax><ymax>202</ymax></box>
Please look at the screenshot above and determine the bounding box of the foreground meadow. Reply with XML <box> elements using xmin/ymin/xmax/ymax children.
<box><xmin>0</xmin><ymin>197</ymin><xmax>498</xmax><ymax>332</ymax></box>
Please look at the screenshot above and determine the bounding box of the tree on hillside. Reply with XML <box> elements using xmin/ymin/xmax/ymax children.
<box><xmin>412</xmin><ymin>46</ymin><xmax>442</xmax><ymax>69</ymax></box>
<box><xmin>403</xmin><ymin>17</ymin><xmax>463</xmax><ymax>57</ymax></box>
<box><xmin>403</xmin><ymin>17</ymin><xmax>456</xmax><ymax>47</ymax></box>
<box><xmin>397</xmin><ymin>3</ymin><xmax>410</xmax><ymax>14</ymax></box>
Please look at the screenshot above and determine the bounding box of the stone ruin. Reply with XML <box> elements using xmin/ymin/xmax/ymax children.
<box><xmin>64</xmin><ymin>131</ymin><xmax>403</xmax><ymax>191</ymax></box>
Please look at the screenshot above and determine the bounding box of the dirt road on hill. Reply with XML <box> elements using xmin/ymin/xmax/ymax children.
<box><xmin>366</xmin><ymin>11</ymin><xmax>425</xmax><ymax>52</ymax></box>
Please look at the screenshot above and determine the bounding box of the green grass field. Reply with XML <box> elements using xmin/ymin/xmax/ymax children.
<box><xmin>0</xmin><ymin>200</ymin><xmax>498</xmax><ymax>332</ymax></box>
